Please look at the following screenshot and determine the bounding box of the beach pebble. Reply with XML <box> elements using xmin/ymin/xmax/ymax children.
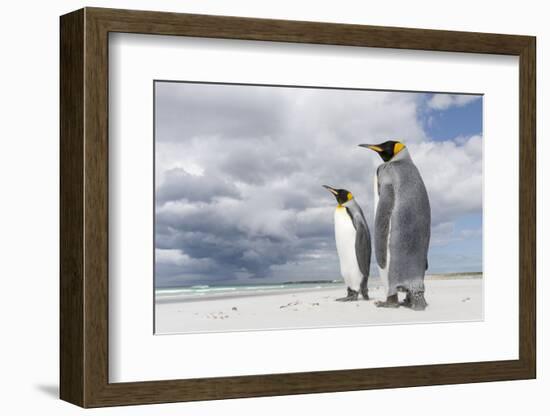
<box><xmin>462</xmin><ymin>297</ymin><xmax>471</xmax><ymax>302</ymax></box>
<box><xmin>232</xmin><ymin>307</ymin><xmax>238</xmax><ymax>311</ymax></box>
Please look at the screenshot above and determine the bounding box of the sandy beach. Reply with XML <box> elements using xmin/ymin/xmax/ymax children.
<box><xmin>155</xmin><ymin>276</ymin><xmax>483</xmax><ymax>334</ymax></box>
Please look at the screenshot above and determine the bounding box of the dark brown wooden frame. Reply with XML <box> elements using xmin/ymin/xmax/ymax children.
<box><xmin>60</xmin><ymin>7</ymin><xmax>536</xmax><ymax>408</ymax></box>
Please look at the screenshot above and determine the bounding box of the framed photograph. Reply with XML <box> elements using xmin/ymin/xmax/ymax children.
<box><xmin>60</xmin><ymin>7</ymin><xmax>536</xmax><ymax>408</ymax></box>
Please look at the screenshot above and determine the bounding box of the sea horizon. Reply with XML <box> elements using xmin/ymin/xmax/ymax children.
<box><xmin>155</xmin><ymin>272</ymin><xmax>483</xmax><ymax>304</ymax></box>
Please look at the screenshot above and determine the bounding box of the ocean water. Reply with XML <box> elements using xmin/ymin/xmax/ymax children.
<box><xmin>155</xmin><ymin>281</ymin><xmax>346</xmax><ymax>303</ymax></box>
<box><xmin>154</xmin><ymin>274</ymin><xmax>480</xmax><ymax>303</ymax></box>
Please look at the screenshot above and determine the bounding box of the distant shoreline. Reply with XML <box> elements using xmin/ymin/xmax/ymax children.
<box><xmin>157</xmin><ymin>272</ymin><xmax>483</xmax><ymax>291</ymax></box>
<box><xmin>155</xmin><ymin>285</ymin><xmax>339</xmax><ymax>304</ymax></box>
<box><xmin>425</xmin><ymin>272</ymin><xmax>483</xmax><ymax>280</ymax></box>
<box><xmin>155</xmin><ymin>273</ymin><xmax>483</xmax><ymax>304</ymax></box>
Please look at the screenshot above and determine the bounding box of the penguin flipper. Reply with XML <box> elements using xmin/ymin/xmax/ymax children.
<box><xmin>355</xmin><ymin>222</ymin><xmax>371</xmax><ymax>299</ymax></box>
<box><xmin>359</xmin><ymin>276</ymin><xmax>369</xmax><ymax>300</ymax></box>
<box><xmin>343</xmin><ymin>207</ymin><xmax>371</xmax><ymax>273</ymax></box>
<box><xmin>354</xmin><ymin>221</ymin><xmax>371</xmax><ymax>276</ymax></box>
<box><xmin>346</xmin><ymin>205</ymin><xmax>372</xmax><ymax>297</ymax></box>
<box><xmin>374</xmin><ymin>182</ymin><xmax>394</xmax><ymax>269</ymax></box>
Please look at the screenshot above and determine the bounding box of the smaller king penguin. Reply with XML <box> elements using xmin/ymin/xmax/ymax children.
<box><xmin>323</xmin><ymin>185</ymin><xmax>371</xmax><ymax>301</ymax></box>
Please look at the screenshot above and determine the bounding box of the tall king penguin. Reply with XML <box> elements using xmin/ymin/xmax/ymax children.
<box><xmin>323</xmin><ymin>185</ymin><xmax>371</xmax><ymax>301</ymax></box>
<box><xmin>359</xmin><ymin>141</ymin><xmax>431</xmax><ymax>310</ymax></box>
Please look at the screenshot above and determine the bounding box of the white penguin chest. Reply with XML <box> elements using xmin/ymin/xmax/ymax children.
<box><xmin>334</xmin><ymin>207</ymin><xmax>362</xmax><ymax>289</ymax></box>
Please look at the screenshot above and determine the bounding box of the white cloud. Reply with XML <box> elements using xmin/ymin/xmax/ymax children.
<box><xmin>427</xmin><ymin>94</ymin><xmax>481</xmax><ymax>111</ymax></box>
<box><xmin>459</xmin><ymin>228</ymin><xmax>482</xmax><ymax>239</ymax></box>
<box><xmin>409</xmin><ymin>135</ymin><xmax>482</xmax><ymax>226</ymax></box>
<box><xmin>156</xmin><ymin>248</ymin><xmax>187</xmax><ymax>265</ymax></box>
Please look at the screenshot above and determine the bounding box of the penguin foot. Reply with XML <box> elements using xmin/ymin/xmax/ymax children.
<box><xmin>336</xmin><ymin>288</ymin><xmax>359</xmax><ymax>302</ymax></box>
<box><xmin>375</xmin><ymin>294</ymin><xmax>399</xmax><ymax>308</ymax></box>
<box><xmin>400</xmin><ymin>292</ymin><xmax>412</xmax><ymax>308</ymax></box>
<box><xmin>403</xmin><ymin>292</ymin><xmax>428</xmax><ymax>311</ymax></box>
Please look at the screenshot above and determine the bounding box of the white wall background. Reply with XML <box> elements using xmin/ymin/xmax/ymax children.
<box><xmin>0</xmin><ymin>0</ymin><xmax>544</xmax><ymax>414</ymax></box>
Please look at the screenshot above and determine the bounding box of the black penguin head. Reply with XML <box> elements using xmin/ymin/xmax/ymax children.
<box><xmin>322</xmin><ymin>185</ymin><xmax>353</xmax><ymax>206</ymax></box>
<box><xmin>358</xmin><ymin>140</ymin><xmax>406</xmax><ymax>162</ymax></box>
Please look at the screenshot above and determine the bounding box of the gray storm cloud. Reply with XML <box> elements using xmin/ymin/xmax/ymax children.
<box><xmin>157</xmin><ymin>168</ymin><xmax>240</xmax><ymax>204</ymax></box>
<box><xmin>154</xmin><ymin>82</ymin><xmax>482</xmax><ymax>286</ymax></box>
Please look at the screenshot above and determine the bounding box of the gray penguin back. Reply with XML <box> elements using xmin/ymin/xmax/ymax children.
<box><xmin>345</xmin><ymin>199</ymin><xmax>372</xmax><ymax>278</ymax></box>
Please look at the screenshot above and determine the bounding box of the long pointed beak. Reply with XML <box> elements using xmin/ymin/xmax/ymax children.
<box><xmin>322</xmin><ymin>185</ymin><xmax>338</xmax><ymax>196</ymax></box>
<box><xmin>358</xmin><ymin>144</ymin><xmax>383</xmax><ymax>152</ymax></box>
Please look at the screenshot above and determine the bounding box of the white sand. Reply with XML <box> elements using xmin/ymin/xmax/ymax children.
<box><xmin>155</xmin><ymin>278</ymin><xmax>483</xmax><ymax>334</ymax></box>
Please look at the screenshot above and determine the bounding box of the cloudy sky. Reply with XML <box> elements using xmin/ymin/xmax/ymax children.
<box><xmin>154</xmin><ymin>81</ymin><xmax>482</xmax><ymax>287</ymax></box>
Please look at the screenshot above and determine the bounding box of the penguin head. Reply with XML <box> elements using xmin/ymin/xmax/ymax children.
<box><xmin>322</xmin><ymin>185</ymin><xmax>353</xmax><ymax>207</ymax></box>
<box><xmin>358</xmin><ymin>140</ymin><xmax>406</xmax><ymax>162</ymax></box>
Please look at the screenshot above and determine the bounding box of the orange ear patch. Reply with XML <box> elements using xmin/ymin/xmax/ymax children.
<box><xmin>394</xmin><ymin>142</ymin><xmax>405</xmax><ymax>154</ymax></box>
